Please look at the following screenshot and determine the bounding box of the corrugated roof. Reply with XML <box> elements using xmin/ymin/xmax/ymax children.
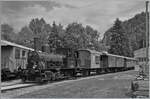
<box><xmin>1</xmin><ymin>40</ymin><xmax>34</xmax><ymax>51</ymax></box>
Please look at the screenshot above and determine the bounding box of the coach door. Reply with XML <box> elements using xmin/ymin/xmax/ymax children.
<box><xmin>100</xmin><ymin>55</ymin><xmax>108</xmax><ymax>68</ymax></box>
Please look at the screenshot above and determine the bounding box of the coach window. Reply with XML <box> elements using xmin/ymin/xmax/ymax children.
<box><xmin>95</xmin><ymin>56</ymin><xmax>100</xmax><ymax>64</ymax></box>
<box><xmin>22</xmin><ymin>50</ymin><xmax>26</xmax><ymax>58</ymax></box>
<box><xmin>15</xmin><ymin>48</ymin><xmax>20</xmax><ymax>59</ymax></box>
<box><xmin>139</xmin><ymin>58</ymin><xmax>142</xmax><ymax>62</ymax></box>
<box><xmin>138</xmin><ymin>58</ymin><xmax>140</xmax><ymax>62</ymax></box>
<box><xmin>142</xmin><ymin>58</ymin><xmax>144</xmax><ymax>62</ymax></box>
<box><xmin>144</xmin><ymin>57</ymin><xmax>146</xmax><ymax>62</ymax></box>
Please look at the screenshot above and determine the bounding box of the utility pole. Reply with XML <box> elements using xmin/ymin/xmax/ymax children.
<box><xmin>145</xmin><ymin>1</ymin><xmax>149</xmax><ymax>77</ymax></box>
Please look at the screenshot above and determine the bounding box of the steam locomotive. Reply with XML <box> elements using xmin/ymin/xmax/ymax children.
<box><xmin>21</xmin><ymin>48</ymin><xmax>136</xmax><ymax>83</ymax></box>
<box><xmin>21</xmin><ymin>48</ymin><xmax>78</xmax><ymax>83</ymax></box>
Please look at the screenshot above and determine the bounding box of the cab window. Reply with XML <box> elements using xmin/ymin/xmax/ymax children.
<box><xmin>15</xmin><ymin>48</ymin><xmax>20</xmax><ymax>59</ymax></box>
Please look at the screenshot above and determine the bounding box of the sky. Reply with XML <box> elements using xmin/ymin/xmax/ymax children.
<box><xmin>0</xmin><ymin>0</ymin><xmax>146</xmax><ymax>37</ymax></box>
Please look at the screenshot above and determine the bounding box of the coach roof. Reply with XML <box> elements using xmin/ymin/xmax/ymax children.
<box><xmin>102</xmin><ymin>53</ymin><xmax>136</xmax><ymax>60</ymax></box>
<box><xmin>1</xmin><ymin>40</ymin><xmax>34</xmax><ymax>51</ymax></box>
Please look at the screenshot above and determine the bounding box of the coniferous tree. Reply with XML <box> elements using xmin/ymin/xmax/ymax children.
<box><xmin>108</xmin><ymin>18</ymin><xmax>132</xmax><ymax>57</ymax></box>
<box><xmin>103</xmin><ymin>12</ymin><xmax>146</xmax><ymax>55</ymax></box>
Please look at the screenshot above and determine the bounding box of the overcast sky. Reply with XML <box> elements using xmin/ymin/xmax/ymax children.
<box><xmin>0</xmin><ymin>0</ymin><xmax>146</xmax><ymax>37</ymax></box>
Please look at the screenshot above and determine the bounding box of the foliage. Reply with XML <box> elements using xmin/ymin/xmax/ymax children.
<box><xmin>1</xmin><ymin>18</ymin><xmax>105</xmax><ymax>52</ymax></box>
<box><xmin>107</xmin><ymin>18</ymin><xmax>132</xmax><ymax>57</ymax></box>
<box><xmin>64</xmin><ymin>23</ymin><xmax>87</xmax><ymax>49</ymax></box>
<box><xmin>29</xmin><ymin>18</ymin><xmax>51</xmax><ymax>45</ymax></box>
<box><xmin>1</xmin><ymin>24</ymin><xmax>17</xmax><ymax>42</ymax></box>
<box><xmin>48</xmin><ymin>22</ymin><xmax>65</xmax><ymax>53</ymax></box>
<box><xmin>103</xmin><ymin>12</ymin><xmax>146</xmax><ymax>56</ymax></box>
<box><xmin>16</xmin><ymin>26</ymin><xmax>34</xmax><ymax>48</ymax></box>
<box><xmin>122</xmin><ymin>12</ymin><xmax>146</xmax><ymax>51</ymax></box>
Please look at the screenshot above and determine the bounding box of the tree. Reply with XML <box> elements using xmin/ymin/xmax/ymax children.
<box><xmin>29</xmin><ymin>18</ymin><xmax>46</xmax><ymax>35</ymax></box>
<box><xmin>85</xmin><ymin>25</ymin><xmax>99</xmax><ymax>41</ymax></box>
<box><xmin>85</xmin><ymin>25</ymin><xmax>100</xmax><ymax>50</ymax></box>
<box><xmin>29</xmin><ymin>18</ymin><xmax>51</xmax><ymax>49</ymax></box>
<box><xmin>108</xmin><ymin>18</ymin><xmax>132</xmax><ymax>57</ymax></box>
<box><xmin>48</xmin><ymin>22</ymin><xmax>65</xmax><ymax>53</ymax></box>
<box><xmin>1</xmin><ymin>24</ymin><xmax>17</xmax><ymax>42</ymax></box>
<box><xmin>16</xmin><ymin>26</ymin><xmax>34</xmax><ymax>48</ymax></box>
<box><xmin>103</xmin><ymin>12</ymin><xmax>147</xmax><ymax>55</ymax></box>
<box><xmin>64</xmin><ymin>22</ymin><xmax>90</xmax><ymax>50</ymax></box>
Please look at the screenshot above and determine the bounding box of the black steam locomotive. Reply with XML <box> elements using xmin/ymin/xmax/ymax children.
<box><xmin>21</xmin><ymin>48</ymin><xmax>78</xmax><ymax>83</ymax></box>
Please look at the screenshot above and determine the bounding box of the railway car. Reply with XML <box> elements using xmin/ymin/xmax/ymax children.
<box><xmin>100</xmin><ymin>52</ymin><xmax>136</xmax><ymax>72</ymax></box>
<box><xmin>1</xmin><ymin>40</ymin><xmax>34</xmax><ymax>80</ymax></box>
<box><xmin>77</xmin><ymin>49</ymin><xmax>136</xmax><ymax>74</ymax></box>
<box><xmin>76</xmin><ymin>49</ymin><xmax>102</xmax><ymax>75</ymax></box>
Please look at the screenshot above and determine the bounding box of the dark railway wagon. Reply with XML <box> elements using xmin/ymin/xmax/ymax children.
<box><xmin>21</xmin><ymin>49</ymin><xmax>78</xmax><ymax>83</ymax></box>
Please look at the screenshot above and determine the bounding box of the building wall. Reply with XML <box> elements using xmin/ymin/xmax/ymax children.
<box><xmin>134</xmin><ymin>47</ymin><xmax>150</xmax><ymax>65</ymax></box>
<box><xmin>134</xmin><ymin>47</ymin><xmax>150</xmax><ymax>73</ymax></box>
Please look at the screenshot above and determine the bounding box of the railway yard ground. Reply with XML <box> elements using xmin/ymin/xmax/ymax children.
<box><xmin>1</xmin><ymin>70</ymin><xmax>141</xmax><ymax>98</ymax></box>
<box><xmin>1</xmin><ymin>79</ymin><xmax>21</xmax><ymax>87</ymax></box>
